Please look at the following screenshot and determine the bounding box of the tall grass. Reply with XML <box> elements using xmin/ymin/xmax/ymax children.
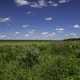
<box><xmin>0</xmin><ymin>40</ymin><xmax>80</xmax><ymax>80</ymax></box>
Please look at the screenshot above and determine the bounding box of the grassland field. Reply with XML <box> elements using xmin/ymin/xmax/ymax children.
<box><xmin>0</xmin><ymin>40</ymin><xmax>80</xmax><ymax>80</ymax></box>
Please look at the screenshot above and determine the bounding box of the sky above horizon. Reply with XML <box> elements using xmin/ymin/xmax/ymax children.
<box><xmin>0</xmin><ymin>0</ymin><xmax>80</xmax><ymax>40</ymax></box>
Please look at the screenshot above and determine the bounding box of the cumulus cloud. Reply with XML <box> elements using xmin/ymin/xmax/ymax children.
<box><xmin>73</xmin><ymin>24</ymin><xmax>80</xmax><ymax>28</ymax></box>
<box><xmin>15</xmin><ymin>32</ymin><xmax>20</xmax><ymax>34</ymax></box>
<box><xmin>49</xmin><ymin>32</ymin><xmax>56</xmax><ymax>36</ymax></box>
<box><xmin>42</xmin><ymin>32</ymin><xmax>56</xmax><ymax>39</ymax></box>
<box><xmin>26</xmin><ymin>11</ymin><xmax>32</xmax><ymax>15</ymax></box>
<box><xmin>58</xmin><ymin>0</ymin><xmax>71</xmax><ymax>4</ymax></box>
<box><xmin>28</xmin><ymin>29</ymin><xmax>36</xmax><ymax>34</ymax></box>
<box><xmin>48</xmin><ymin>0</ymin><xmax>53</xmax><ymax>4</ymax></box>
<box><xmin>40</xmin><ymin>31</ymin><xmax>56</xmax><ymax>40</ymax></box>
<box><xmin>25</xmin><ymin>34</ymin><xmax>29</xmax><ymax>37</ymax></box>
<box><xmin>15</xmin><ymin>0</ymin><xmax>29</xmax><ymax>6</ymax></box>
<box><xmin>22</xmin><ymin>24</ymin><xmax>29</xmax><ymax>28</ymax></box>
<box><xmin>0</xmin><ymin>17</ymin><xmax>10</xmax><ymax>22</ymax></box>
<box><xmin>65</xmin><ymin>33</ymin><xmax>69</xmax><ymax>37</ymax></box>
<box><xmin>56</xmin><ymin>28</ymin><xmax>64</xmax><ymax>31</ymax></box>
<box><xmin>70</xmin><ymin>33</ymin><xmax>77</xmax><ymax>36</ymax></box>
<box><xmin>48</xmin><ymin>1</ymin><xmax>58</xmax><ymax>7</ymax></box>
<box><xmin>0</xmin><ymin>34</ymin><xmax>7</xmax><ymax>38</ymax></box>
<box><xmin>38</xmin><ymin>0</ymin><xmax>46</xmax><ymax>7</ymax></box>
<box><xmin>52</xmin><ymin>3</ymin><xmax>58</xmax><ymax>7</ymax></box>
<box><xmin>65</xmin><ymin>32</ymin><xmax>79</xmax><ymax>39</ymax></box>
<box><xmin>45</xmin><ymin>17</ymin><xmax>53</xmax><ymax>21</ymax></box>
<box><xmin>41</xmin><ymin>31</ymin><xmax>56</xmax><ymax>37</ymax></box>
<box><xmin>30</xmin><ymin>2</ymin><xmax>41</xmax><ymax>8</ymax></box>
<box><xmin>41</xmin><ymin>32</ymin><xmax>49</xmax><ymax>35</ymax></box>
<box><xmin>15</xmin><ymin>0</ymin><xmax>71</xmax><ymax>8</ymax></box>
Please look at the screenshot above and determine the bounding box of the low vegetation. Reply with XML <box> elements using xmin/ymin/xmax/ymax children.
<box><xmin>0</xmin><ymin>40</ymin><xmax>80</xmax><ymax>80</ymax></box>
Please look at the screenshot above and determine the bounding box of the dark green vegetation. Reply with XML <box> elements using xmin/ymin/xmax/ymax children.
<box><xmin>0</xmin><ymin>40</ymin><xmax>80</xmax><ymax>80</ymax></box>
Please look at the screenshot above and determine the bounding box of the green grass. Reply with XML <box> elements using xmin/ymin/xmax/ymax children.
<box><xmin>0</xmin><ymin>40</ymin><xmax>80</xmax><ymax>80</ymax></box>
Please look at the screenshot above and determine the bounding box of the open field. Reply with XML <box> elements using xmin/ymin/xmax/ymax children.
<box><xmin>0</xmin><ymin>40</ymin><xmax>80</xmax><ymax>80</ymax></box>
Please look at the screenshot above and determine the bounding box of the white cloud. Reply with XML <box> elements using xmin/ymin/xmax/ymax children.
<box><xmin>41</xmin><ymin>32</ymin><xmax>49</xmax><ymax>35</ymax></box>
<box><xmin>38</xmin><ymin>0</ymin><xmax>46</xmax><ymax>7</ymax></box>
<box><xmin>43</xmin><ymin>32</ymin><xmax>56</xmax><ymax>38</ymax></box>
<box><xmin>45</xmin><ymin>17</ymin><xmax>53</xmax><ymax>21</ymax></box>
<box><xmin>40</xmin><ymin>31</ymin><xmax>56</xmax><ymax>40</ymax></box>
<box><xmin>15</xmin><ymin>0</ymin><xmax>41</xmax><ymax>8</ymax></box>
<box><xmin>15</xmin><ymin>0</ymin><xmax>29</xmax><ymax>6</ymax></box>
<box><xmin>22</xmin><ymin>24</ymin><xmax>29</xmax><ymax>28</ymax></box>
<box><xmin>30</xmin><ymin>0</ymin><xmax>58</xmax><ymax>8</ymax></box>
<box><xmin>25</xmin><ymin>34</ymin><xmax>29</xmax><ymax>37</ymax></box>
<box><xmin>0</xmin><ymin>17</ymin><xmax>10</xmax><ymax>22</ymax></box>
<box><xmin>15</xmin><ymin>32</ymin><xmax>20</xmax><ymax>34</ymax></box>
<box><xmin>15</xmin><ymin>0</ymin><xmax>72</xmax><ymax>8</ymax></box>
<box><xmin>30</xmin><ymin>2</ymin><xmax>41</xmax><ymax>8</ymax></box>
<box><xmin>48</xmin><ymin>1</ymin><xmax>58</xmax><ymax>7</ymax></box>
<box><xmin>65</xmin><ymin>34</ymin><xmax>69</xmax><ymax>36</ymax></box>
<box><xmin>50</xmin><ymin>32</ymin><xmax>56</xmax><ymax>36</ymax></box>
<box><xmin>48</xmin><ymin>0</ymin><xmax>53</xmax><ymax>4</ymax></box>
<box><xmin>59</xmin><ymin>0</ymin><xmax>71</xmax><ymax>4</ymax></box>
<box><xmin>73</xmin><ymin>24</ymin><xmax>80</xmax><ymax>28</ymax></box>
<box><xmin>65</xmin><ymin>32</ymin><xmax>79</xmax><ymax>39</ymax></box>
<box><xmin>70</xmin><ymin>33</ymin><xmax>77</xmax><ymax>36</ymax></box>
<box><xmin>56</xmin><ymin>28</ymin><xmax>64</xmax><ymax>31</ymax></box>
<box><xmin>26</xmin><ymin>11</ymin><xmax>32</xmax><ymax>15</ymax></box>
<box><xmin>40</xmin><ymin>32</ymin><xmax>56</xmax><ymax>39</ymax></box>
<box><xmin>0</xmin><ymin>35</ymin><xmax>7</xmax><ymax>38</ymax></box>
<box><xmin>52</xmin><ymin>3</ymin><xmax>58</xmax><ymax>7</ymax></box>
<box><xmin>28</xmin><ymin>29</ymin><xmax>36</xmax><ymax>34</ymax></box>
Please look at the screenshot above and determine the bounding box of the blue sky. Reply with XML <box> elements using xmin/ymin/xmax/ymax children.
<box><xmin>0</xmin><ymin>0</ymin><xmax>80</xmax><ymax>40</ymax></box>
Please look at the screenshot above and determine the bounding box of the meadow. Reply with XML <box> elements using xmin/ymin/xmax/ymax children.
<box><xmin>0</xmin><ymin>40</ymin><xmax>80</xmax><ymax>80</ymax></box>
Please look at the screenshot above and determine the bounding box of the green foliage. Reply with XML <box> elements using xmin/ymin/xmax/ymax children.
<box><xmin>0</xmin><ymin>40</ymin><xmax>80</xmax><ymax>80</ymax></box>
